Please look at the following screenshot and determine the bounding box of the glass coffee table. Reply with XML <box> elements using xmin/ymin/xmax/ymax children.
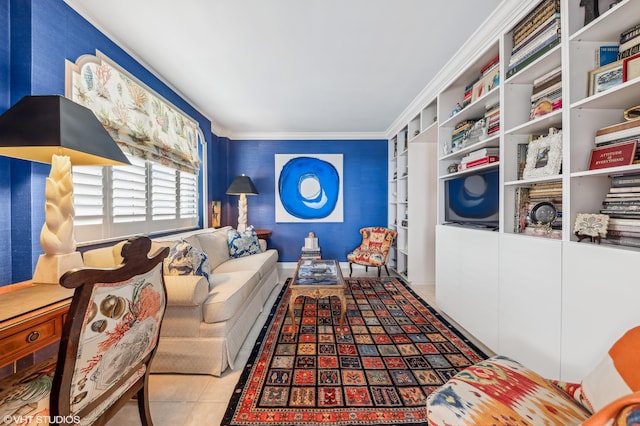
<box><xmin>289</xmin><ymin>259</ymin><xmax>346</xmax><ymax>329</ymax></box>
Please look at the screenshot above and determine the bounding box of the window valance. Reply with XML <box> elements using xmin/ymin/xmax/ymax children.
<box><xmin>66</xmin><ymin>51</ymin><xmax>200</xmax><ymax>173</ymax></box>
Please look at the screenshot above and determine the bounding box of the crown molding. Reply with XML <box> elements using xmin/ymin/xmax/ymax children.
<box><xmin>228</xmin><ymin>131</ymin><xmax>387</xmax><ymax>141</ymax></box>
<box><xmin>385</xmin><ymin>0</ymin><xmax>534</xmax><ymax>139</ymax></box>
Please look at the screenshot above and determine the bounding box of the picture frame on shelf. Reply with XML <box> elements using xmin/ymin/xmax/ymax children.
<box><xmin>522</xmin><ymin>129</ymin><xmax>562</xmax><ymax>179</ymax></box>
<box><xmin>588</xmin><ymin>60</ymin><xmax>624</xmax><ymax>96</ymax></box>
<box><xmin>622</xmin><ymin>53</ymin><xmax>640</xmax><ymax>82</ymax></box>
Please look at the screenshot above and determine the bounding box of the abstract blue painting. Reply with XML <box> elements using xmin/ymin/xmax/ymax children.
<box><xmin>275</xmin><ymin>154</ymin><xmax>343</xmax><ymax>222</ymax></box>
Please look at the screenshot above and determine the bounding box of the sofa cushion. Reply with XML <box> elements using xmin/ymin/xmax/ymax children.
<box><xmin>581</xmin><ymin>326</ymin><xmax>640</xmax><ymax>412</ymax></box>
<box><xmin>197</xmin><ymin>230</ymin><xmax>230</xmax><ymax>270</ymax></box>
<box><xmin>202</xmin><ymin>270</ymin><xmax>261</xmax><ymax>323</ymax></box>
<box><xmin>214</xmin><ymin>249</ymin><xmax>278</xmax><ymax>279</ymax></box>
<box><xmin>165</xmin><ymin>240</ymin><xmax>213</xmax><ymax>285</ymax></box>
<box><xmin>228</xmin><ymin>226</ymin><xmax>261</xmax><ymax>258</ymax></box>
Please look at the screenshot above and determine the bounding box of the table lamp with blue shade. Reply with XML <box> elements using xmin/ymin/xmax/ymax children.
<box><xmin>0</xmin><ymin>95</ymin><xmax>130</xmax><ymax>284</ymax></box>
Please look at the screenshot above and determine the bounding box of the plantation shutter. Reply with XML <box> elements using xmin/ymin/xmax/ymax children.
<box><xmin>151</xmin><ymin>162</ymin><xmax>177</xmax><ymax>220</ymax></box>
<box><xmin>180</xmin><ymin>171</ymin><xmax>198</xmax><ymax>219</ymax></box>
<box><xmin>73</xmin><ymin>166</ymin><xmax>104</xmax><ymax>226</ymax></box>
<box><xmin>112</xmin><ymin>155</ymin><xmax>147</xmax><ymax>223</ymax></box>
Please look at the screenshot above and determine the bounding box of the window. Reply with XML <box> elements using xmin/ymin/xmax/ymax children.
<box><xmin>73</xmin><ymin>154</ymin><xmax>199</xmax><ymax>245</ymax></box>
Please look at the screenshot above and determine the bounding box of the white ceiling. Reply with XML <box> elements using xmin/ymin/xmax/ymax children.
<box><xmin>63</xmin><ymin>0</ymin><xmax>509</xmax><ymax>139</ymax></box>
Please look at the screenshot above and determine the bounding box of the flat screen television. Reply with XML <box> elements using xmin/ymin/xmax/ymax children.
<box><xmin>444</xmin><ymin>168</ymin><xmax>499</xmax><ymax>229</ymax></box>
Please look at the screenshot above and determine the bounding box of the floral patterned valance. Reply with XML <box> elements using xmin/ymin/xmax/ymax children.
<box><xmin>66</xmin><ymin>51</ymin><xmax>200</xmax><ymax>174</ymax></box>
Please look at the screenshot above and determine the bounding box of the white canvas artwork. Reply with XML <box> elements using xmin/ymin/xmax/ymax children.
<box><xmin>275</xmin><ymin>154</ymin><xmax>343</xmax><ymax>223</ymax></box>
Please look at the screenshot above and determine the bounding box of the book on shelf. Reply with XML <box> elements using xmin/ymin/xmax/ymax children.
<box><xmin>480</xmin><ymin>54</ymin><xmax>499</xmax><ymax>75</ymax></box>
<box><xmin>609</xmin><ymin>186</ymin><xmax>640</xmax><ymax>193</ymax></box>
<box><xmin>512</xmin><ymin>12</ymin><xmax>560</xmax><ymax>54</ymax></box>
<box><xmin>511</xmin><ymin>0</ymin><xmax>559</xmax><ymax>47</ymax></box>
<box><xmin>596</xmin><ymin>45</ymin><xmax>620</xmax><ymax>67</ymax></box>
<box><xmin>510</xmin><ymin>22</ymin><xmax>560</xmax><ymax>65</ymax></box>
<box><xmin>532</xmin><ymin>65</ymin><xmax>562</xmax><ymax>87</ymax></box>
<box><xmin>530</xmin><ymin>83</ymin><xmax>562</xmax><ymax>120</ymax></box>
<box><xmin>461</xmin><ymin>147</ymin><xmax>499</xmax><ymax>162</ymax></box>
<box><xmin>521</xmin><ymin>226</ymin><xmax>562</xmax><ymax>239</ymax></box>
<box><xmin>620</xmin><ymin>23</ymin><xmax>640</xmax><ymax>44</ymax></box>
<box><xmin>588</xmin><ymin>140</ymin><xmax>638</xmax><ymax>170</ymax></box>
<box><xmin>596</xmin><ymin>118</ymin><xmax>640</xmax><ymax>135</ymax></box>
<box><xmin>608</xmin><ymin>217</ymin><xmax>640</xmax><ymax>226</ymax></box>
<box><xmin>619</xmin><ymin>36</ymin><xmax>640</xmax><ymax>54</ymax></box>
<box><xmin>509</xmin><ymin>32</ymin><xmax>560</xmax><ymax>71</ymax></box>
<box><xmin>611</xmin><ymin>173</ymin><xmax>640</xmax><ymax>187</ymax></box>
<box><xmin>595</xmin><ymin>119</ymin><xmax>640</xmax><ymax>138</ymax></box>
<box><xmin>458</xmin><ymin>155</ymin><xmax>499</xmax><ymax>171</ymax></box>
<box><xmin>608</xmin><ymin>224</ymin><xmax>640</xmax><ymax>233</ymax></box>
<box><xmin>606</xmin><ymin>229</ymin><xmax>640</xmax><ymax>238</ymax></box>
<box><xmin>601</xmin><ymin>204</ymin><xmax>640</xmax><ymax>212</ymax></box>
<box><xmin>601</xmin><ymin>235</ymin><xmax>640</xmax><ymax>248</ymax></box>
<box><xmin>619</xmin><ymin>43</ymin><xmax>640</xmax><ymax>60</ymax></box>
<box><xmin>517</xmin><ymin>143</ymin><xmax>528</xmax><ymax>180</ymax></box>
<box><xmin>514</xmin><ymin>186</ymin><xmax>529</xmax><ymax>233</ymax></box>
<box><xmin>507</xmin><ymin>37</ymin><xmax>561</xmax><ymax>78</ymax></box>
<box><xmin>532</xmin><ymin>74</ymin><xmax>561</xmax><ymax>96</ymax></box>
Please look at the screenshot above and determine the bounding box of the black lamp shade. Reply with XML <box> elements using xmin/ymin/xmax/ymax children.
<box><xmin>226</xmin><ymin>175</ymin><xmax>258</xmax><ymax>195</ymax></box>
<box><xmin>0</xmin><ymin>95</ymin><xmax>130</xmax><ymax>165</ymax></box>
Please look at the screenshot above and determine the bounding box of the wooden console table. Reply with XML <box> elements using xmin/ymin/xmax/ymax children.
<box><xmin>0</xmin><ymin>281</ymin><xmax>74</xmax><ymax>369</ymax></box>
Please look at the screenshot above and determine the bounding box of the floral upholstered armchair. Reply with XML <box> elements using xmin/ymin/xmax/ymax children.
<box><xmin>0</xmin><ymin>236</ymin><xmax>169</xmax><ymax>426</ymax></box>
<box><xmin>426</xmin><ymin>326</ymin><xmax>640</xmax><ymax>425</ymax></box>
<box><xmin>346</xmin><ymin>227</ymin><xmax>397</xmax><ymax>277</ymax></box>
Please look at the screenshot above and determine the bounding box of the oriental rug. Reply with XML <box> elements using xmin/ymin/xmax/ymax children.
<box><xmin>221</xmin><ymin>276</ymin><xmax>488</xmax><ymax>426</ymax></box>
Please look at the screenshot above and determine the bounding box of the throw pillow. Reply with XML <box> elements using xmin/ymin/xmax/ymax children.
<box><xmin>197</xmin><ymin>230</ymin><xmax>230</xmax><ymax>270</ymax></box>
<box><xmin>228</xmin><ymin>226</ymin><xmax>261</xmax><ymax>258</ymax></box>
<box><xmin>580</xmin><ymin>326</ymin><xmax>640</xmax><ymax>412</ymax></box>
<box><xmin>165</xmin><ymin>240</ymin><xmax>213</xmax><ymax>284</ymax></box>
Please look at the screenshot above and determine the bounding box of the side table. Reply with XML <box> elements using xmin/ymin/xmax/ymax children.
<box><xmin>255</xmin><ymin>229</ymin><xmax>272</xmax><ymax>240</ymax></box>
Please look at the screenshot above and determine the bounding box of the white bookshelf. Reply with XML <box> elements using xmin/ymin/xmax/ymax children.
<box><xmin>389</xmin><ymin>0</ymin><xmax>640</xmax><ymax>381</ymax></box>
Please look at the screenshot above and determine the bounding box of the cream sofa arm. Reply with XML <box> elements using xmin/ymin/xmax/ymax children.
<box><xmin>163</xmin><ymin>275</ymin><xmax>209</xmax><ymax>307</ymax></box>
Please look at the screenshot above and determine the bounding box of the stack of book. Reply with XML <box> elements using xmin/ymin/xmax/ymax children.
<box><xmin>600</xmin><ymin>173</ymin><xmax>640</xmax><ymax>248</ymax></box>
<box><xmin>591</xmin><ymin>119</ymin><xmax>640</xmax><ymax>168</ymax></box>
<box><xmin>472</xmin><ymin>55</ymin><xmax>500</xmax><ymax>102</ymax></box>
<box><xmin>530</xmin><ymin>66</ymin><xmax>562</xmax><ymax>120</ymax></box>
<box><xmin>485</xmin><ymin>103</ymin><xmax>500</xmax><ymax>137</ymax></box>
<box><xmin>300</xmin><ymin>246</ymin><xmax>321</xmax><ymax>260</ymax></box>
<box><xmin>462</xmin><ymin>82</ymin><xmax>474</xmax><ymax>109</ymax></box>
<box><xmin>450</xmin><ymin>119</ymin><xmax>475</xmax><ymax>152</ymax></box>
<box><xmin>507</xmin><ymin>0</ymin><xmax>561</xmax><ymax>78</ymax></box>
<box><xmin>618</xmin><ymin>23</ymin><xmax>640</xmax><ymax>60</ymax></box>
<box><xmin>458</xmin><ymin>147</ymin><xmax>499</xmax><ymax>171</ymax></box>
<box><xmin>514</xmin><ymin>182</ymin><xmax>562</xmax><ymax>237</ymax></box>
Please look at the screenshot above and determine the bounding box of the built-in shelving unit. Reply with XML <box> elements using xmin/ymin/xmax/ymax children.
<box><xmin>389</xmin><ymin>0</ymin><xmax>640</xmax><ymax>381</ymax></box>
<box><xmin>388</xmin><ymin>101</ymin><xmax>437</xmax><ymax>284</ymax></box>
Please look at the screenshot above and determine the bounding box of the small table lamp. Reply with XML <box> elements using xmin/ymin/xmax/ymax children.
<box><xmin>0</xmin><ymin>95</ymin><xmax>130</xmax><ymax>284</ymax></box>
<box><xmin>226</xmin><ymin>174</ymin><xmax>258</xmax><ymax>232</ymax></box>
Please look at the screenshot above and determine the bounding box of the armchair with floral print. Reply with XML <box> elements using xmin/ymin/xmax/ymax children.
<box><xmin>346</xmin><ymin>227</ymin><xmax>397</xmax><ymax>277</ymax></box>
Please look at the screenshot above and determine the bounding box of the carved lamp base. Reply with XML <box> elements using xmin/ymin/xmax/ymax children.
<box><xmin>32</xmin><ymin>251</ymin><xmax>84</xmax><ymax>284</ymax></box>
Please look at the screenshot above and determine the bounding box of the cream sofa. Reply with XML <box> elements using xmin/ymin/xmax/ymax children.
<box><xmin>82</xmin><ymin>226</ymin><xmax>279</xmax><ymax>376</ymax></box>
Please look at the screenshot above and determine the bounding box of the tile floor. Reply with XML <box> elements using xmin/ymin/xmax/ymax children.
<box><xmin>106</xmin><ymin>264</ymin><xmax>494</xmax><ymax>425</ymax></box>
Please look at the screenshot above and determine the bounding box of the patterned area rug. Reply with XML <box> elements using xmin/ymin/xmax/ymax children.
<box><xmin>221</xmin><ymin>276</ymin><xmax>488</xmax><ymax>426</ymax></box>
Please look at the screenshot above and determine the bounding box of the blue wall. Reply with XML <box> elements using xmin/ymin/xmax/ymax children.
<box><xmin>0</xmin><ymin>1</ymin><xmax>10</xmax><ymax>284</ymax></box>
<box><xmin>0</xmin><ymin>0</ymin><xmax>389</xmax><ymax>285</ymax></box>
<box><xmin>225</xmin><ymin>140</ymin><xmax>388</xmax><ymax>262</ymax></box>
<box><xmin>0</xmin><ymin>0</ymin><xmax>213</xmax><ymax>284</ymax></box>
